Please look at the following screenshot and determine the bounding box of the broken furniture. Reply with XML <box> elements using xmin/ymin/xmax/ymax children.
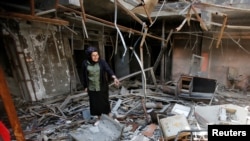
<box><xmin>176</xmin><ymin>75</ymin><xmax>217</xmax><ymax>103</ymax></box>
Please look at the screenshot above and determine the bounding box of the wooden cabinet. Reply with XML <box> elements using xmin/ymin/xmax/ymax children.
<box><xmin>177</xmin><ymin>75</ymin><xmax>193</xmax><ymax>96</ymax></box>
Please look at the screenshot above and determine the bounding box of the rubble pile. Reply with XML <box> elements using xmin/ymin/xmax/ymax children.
<box><xmin>2</xmin><ymin>80</ymin><xmax>250</xmax><ymax>141</ymax></box>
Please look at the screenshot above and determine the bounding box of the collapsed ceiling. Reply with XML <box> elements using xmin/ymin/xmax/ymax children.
<box><xmin>1</xmin><ymin>0</ymin><xmax>250</xmax><ymax>33</ymax></box>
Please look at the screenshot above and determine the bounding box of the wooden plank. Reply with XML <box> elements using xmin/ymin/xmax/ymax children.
<box><xmin>30</xmin><ymin>0</ymin><xmax>35</xmax><ymax>16</ymax></box>
<box><xmin>216</xmin><ymin>15</ymin><xmax>228</xmax><ymax>48</ymax></box>
<box><xmin>0</xmin><ymin>67</ymin><xmax>25</xmax><ymax>141</ymax></box>
<box><xmin>58</xmin><ymin>4</ymin><xmax>168</xmax><ymax>42</ymax></box>
<box><xmin>153</xmin><ymin>29</ymin><xmax>173</xmax><ymax>71</ymax></box>
<box><xmin>116</xmin><ymin>0</ymin><xmax>144</xmax><ymax>26</ymax></box>
<box><xmin>191</xmin><ymin>5</ymin><xmax>208</xmax><ymax>31</ymax></box>
<box><xmin>0</xmin><ymin>12</ymin><xmax>69</xmax><ymax>25</ymax></box>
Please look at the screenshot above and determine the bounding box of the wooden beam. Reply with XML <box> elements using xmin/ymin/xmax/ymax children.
<box><xmin>216</xmin><ymin>15</ymin><xmax>227</xmax><ymax>48</ymax></box>
<box><xmin>153</xmin><ymin>29</ymin><xmax>173</xmax><ymax>71</ymax></box>
<box><xmin>176</xmin><ymin>3</ymin><xmax>192</xmax><ymax>31</ymax></box>
<box><xmin>79</xmin><ymin>0</ymin><xmax>86</xmax><ymax>21</ymax></box>
<box><xmin>0</xmin><ymin>67</ymin><xmax>25</xmax><ymax>141</ymax></box>
<box><xmin>191</xmin><ymin>5</ymin><xmax>208</xmax><ymax>31</ymax></box>
<box><xmin>79</xmin><ymin>0</ymin><xmax>88</xmax><ymax>38</ymax></box>
<box><xmin>0</xmin><ymin>12</ymin><xmax>69</xmax><ymax>25</ymax></box>
<box><xmin>116</xmin><ymin>0</ymin><xmax>145</xmax><ymax>26</ymax></box>
<box><xmin>54</xmin><ymin>0</ymin><xmax>59</xmax><ymax>9</ymax></box>
<box><xmin>211</xmin><ymin>22</ymin><xmax>250</xmax><ymax>30</ymax></box>
<box><xmin>30</xmin><ymin>0</ymin><xmax>35</xmax><ymax>16</ymax></box>
<box><xmin>58</xmin><ymin>4</ymin><xmax>168</xmax><ymax>43</ymax></box>
<box><xmin>142</xmin><ymin>4</ymin><xmax>153</xmax><ymax>25</ymax></box>
<box><xmin>187</xmin><ymin>6</ymin><xmax>192</xmax><ymax>26</ymax></box>
<box><xmin>176</xmin><ymin>18</ymin><xmax>187</xmax><ymax>32</ymax></box>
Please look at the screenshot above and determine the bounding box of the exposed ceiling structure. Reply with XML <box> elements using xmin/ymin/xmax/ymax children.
<box><xmin>0</xmin><ymin>0</ymin><xmax>250</xmax><ymax>31</ymax></box>
<box><xmin>84</xmin><ymin>0</ymin><xmax>250</xmax><ymax>31</ymax></box>
<box><xmin>0</xmin><ymin>0</ymin><xmax>250</xmax><ymax>50</ymax></box>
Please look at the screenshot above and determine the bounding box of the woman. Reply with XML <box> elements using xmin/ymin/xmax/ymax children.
<box><xmin>82</xmin><ymin>46</ymin><xmax>119</xmax><ymax>122</ymax></box>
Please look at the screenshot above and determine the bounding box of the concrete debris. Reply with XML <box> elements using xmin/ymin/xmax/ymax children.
<box><xmin>141</xmin><ymin>123</ymin><xmax>157</xmax><ymax>137</ymax></box>
<box><xmin>159</xmin><ymin>114</ymin><xmax>191</xmax><ymax>140</ymax></box>
<box><xmin>195</xmin><ymin>104</ymin><xmax>249</xmax><ymax>127</ymax></box>
<box><xmin>2</xmin><ymin>79</ymin><xmax>250</xmax><ymax>141</ymax></box>
<box><xmin>171</xmin><ymin>103</ymin><xmax>191</xmax><ymax>117</ymax></box>
<box><xmin>70</xmin><ymin>114</ymin><xmax>123</xmax><ymax>141</ymax></box>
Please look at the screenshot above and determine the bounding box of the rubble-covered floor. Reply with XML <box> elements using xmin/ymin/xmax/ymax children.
<box><xmin>1</xmin><ymin>79</ymin><xmax>250</xmax><ymax>141</ymax></box>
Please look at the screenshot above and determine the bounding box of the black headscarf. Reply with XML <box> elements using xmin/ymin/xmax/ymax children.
<box><xmin>85</xmin><ymin>46</ymin><xmax>99</xmax><ymax>64</ymax></box>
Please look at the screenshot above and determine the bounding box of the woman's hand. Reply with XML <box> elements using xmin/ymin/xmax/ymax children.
<box><xmin>114</xmin><ymin>78</ymin><xmax>120</xmax><ymax>86</ymax></box>
<box><xmin>112</xmin><ymin>75</ymin><xmax>120</xmax><ymax>87</ymax></box>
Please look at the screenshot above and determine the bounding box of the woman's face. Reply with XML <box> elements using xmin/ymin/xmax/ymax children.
<box><xmin>91</xmin><ymin>51</ymin><xmax>99</xmax><ymax>62</ymax></box>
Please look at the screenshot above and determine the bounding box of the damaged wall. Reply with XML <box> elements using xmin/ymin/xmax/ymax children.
<box><xmin>202</xmin><ymin>33</ymin><xmax>250</xmax><ymax>89</ymax></box>
<box><xmin>1</xmin><ymin>21</ymin><xmax>78</xmax><ymax>101</ymax></box>
<box><xmin>171</xmin><ymin>33</ymin><xmax>203</xmax><ymax>82</ymax></box>
<box><xmin>171</xmin><ymin>28</ymin><xmax>250</xmax><ymax>92</ymax></box>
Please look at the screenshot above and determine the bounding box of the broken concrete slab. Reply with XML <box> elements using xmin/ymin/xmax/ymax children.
<box><xmin>195</xmin><ymin>104</ymin><xmax>249</xmax><ymax>127</ymax></box>
<box><xmin>130</xmin><ymin>134</ymin><xmax>150</xmax><ymax>141</ymax></box>
<box><xmin>171</xmin><ymin>103</ymin><xmax>191</xmax><ymax>117</ymax></box>
<box><xmin>70</xmin><ymin>114</ymin><xmax>124</xmax><ymax>141</ymax></box>
<box><xmin>159</xmin><ymin>114</ymin><xmax>191</xmax><ymax>140</ymax></box>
